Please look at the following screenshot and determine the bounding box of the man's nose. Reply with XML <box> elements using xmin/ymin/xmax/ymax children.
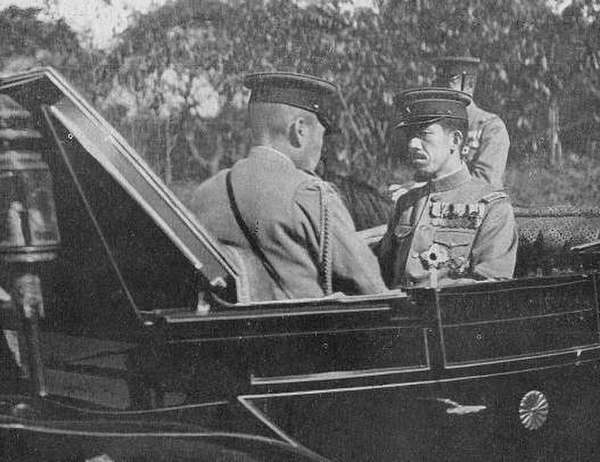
<box><xmin>407</xmin><ymin>136</ymin><xmax>422</xmax><ymax>151</ymax></box>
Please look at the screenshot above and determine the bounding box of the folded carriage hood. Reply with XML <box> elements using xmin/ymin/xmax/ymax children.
<box><xmin>0</xmin><ymin>67</ymin><xmax>240</xmax><ymax>310</ymax></box>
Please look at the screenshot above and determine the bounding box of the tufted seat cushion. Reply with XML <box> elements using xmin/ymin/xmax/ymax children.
<box><xmin>514</xmin><ymin>206</ymin><xmax>600</xmax><ymax>276</ymax></box>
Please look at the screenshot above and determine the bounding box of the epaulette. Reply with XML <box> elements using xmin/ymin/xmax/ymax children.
<box><xmin>471</xmin><ymin>104</ymin><xmax>499</xmax><ymax>125</ymax></box>
<box><xmin>324</xmin><ymin>180</ymin><xmax>340</xmax><ymax>195</ymax></box>
<box><xmin>301</xmin><ymin>172</ymin><xmax>335</xmax><ymax>192</ymax></box>
<box><xmin>480</xmin><ymin>191</ymin><xmax>508</xmax><ymax>204</ymax></box>
<box><xmin>308</xmin><ymin>179</ymin><xmax>339</xmax><ymax>198</ymax></box>
<box><xmin>478</xmin><ymin>115</ymin><xmax>504</xmax><ymax>135</ymax></box>
<box><xmin>479</xmin><ymin>112</ymin><xmax>499</xmax><ymax>126</ymax></box>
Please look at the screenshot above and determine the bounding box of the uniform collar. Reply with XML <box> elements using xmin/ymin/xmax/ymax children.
<box><xmin>429</xmin><ymin>165</ymin><xmax>471</xmax><ymax>193</ymax></box>
<box><xmin>467</xmin><ymin>102</ymin><xmax>479</xmax><ymax>115</ymax></box>
<box><xmin>249</xmin><ymin>145</ymin><xmax>296</xmax><ymax>168</ymax></box>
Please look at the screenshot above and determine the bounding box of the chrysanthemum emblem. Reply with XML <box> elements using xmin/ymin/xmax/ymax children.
<box><xmin>419</xmin><ymin>243</ymin><xmax>449</xmax><ymax>269</ymax></box>
<box><xmin>519</xmin><ymin>390</ymin><xmax>549</xmax><ymax>431</ymax></box>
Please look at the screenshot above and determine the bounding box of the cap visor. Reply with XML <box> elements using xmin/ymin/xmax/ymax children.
<box><xmin>393</xmin><ymin>116</ymin><xmax>444</xmax><ymax>130</ymax></box>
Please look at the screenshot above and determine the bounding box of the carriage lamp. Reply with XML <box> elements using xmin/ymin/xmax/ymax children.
<box><xmin>0</xmin><ymin>151</ymin><xmax>60</xmax><ymax>263</ymax></box>
<box><xmin>0</xmin><ymin>94</ymin><xmax>61</xmax><ymax>397</ymax></box>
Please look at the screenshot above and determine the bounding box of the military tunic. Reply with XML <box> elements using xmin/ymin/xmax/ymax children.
<box><xmin>379</xmin><ymin>166</ymin><xmax>518</xmax><ymax>288</ymax></box>
<box><xmin>466</xmin><ymin>103</ymin><xmax>510</xmax><ymax>189</ymax></box>
<box><xmin>189</xmin><ymin>146</ymin><xmax>387</xmax><ymax>301</ymax></box>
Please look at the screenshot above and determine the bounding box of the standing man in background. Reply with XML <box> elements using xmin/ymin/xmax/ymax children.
<box><xmin>433</xmin><ymin>55</ymin><xmax>510</xmax><ymax>189</ymax></box>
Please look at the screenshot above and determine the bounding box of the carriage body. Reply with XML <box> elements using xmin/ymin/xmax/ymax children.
<box><xmin>0</xmin><ymin>68</ymin><xmax>599</xmax><ymax>461</ymax></box>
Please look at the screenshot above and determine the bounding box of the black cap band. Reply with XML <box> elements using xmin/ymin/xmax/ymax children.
<box><xmin>244</xmin><ymin>72</ymin><xmax>338</xmax><ymax>134</ymax></box>
<box><xmin>249</xmin><ymin>86</ymin><xmax>322</xmax><ymax>116</ymax></box>
<box><xmin>394</xmin><ymin>87</ymin><xmax>471</xmax><ymax>129</ymax></box>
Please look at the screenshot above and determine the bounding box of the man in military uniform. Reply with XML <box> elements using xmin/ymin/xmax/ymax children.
<box><xmin>434</xmin><ymin>56</ymin><xmax>510</xmax><ymax>189</ymax></box>
<box><xmin>190</xmin><ymin>72</ymin><xmax>386</xmax><ymax>301</ymax></box>
<box><xmin>379</xmin><ymin>88</ymin><xmax>517</xmax><ymax>288</ymax></box>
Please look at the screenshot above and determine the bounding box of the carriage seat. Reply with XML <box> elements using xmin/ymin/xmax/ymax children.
<box><xmin>358</xmin><ymin>206</ymin><xmax>600</xmax><ymax>278</ymax></box>
<box><xmin>514</xmin><ymin>206</ymin><xmax>600</xmax><ymax>276</ymax></box>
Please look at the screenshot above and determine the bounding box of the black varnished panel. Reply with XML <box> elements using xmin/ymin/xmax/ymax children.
<box><xmin>250</xmin><ymin>327</ymin><xmax>427</xmax><ymax>378</ymax></box>
<box><xmin>444</xmin><ymin>310</ymin><xmax>598</xmax><ymax>364</ymax></box>
<box><xmin>440</xmin><ymin>276</ymin><xmax>596</xmax><ymax>325</ymax></box>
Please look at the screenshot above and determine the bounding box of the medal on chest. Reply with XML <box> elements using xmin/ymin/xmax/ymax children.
<box><xmin>412</xmin><ymin>200</ymin><xmax>485</xmax><ymax>286</ymax></box>
<box><xmin>429</xmin><ymin>201</ymin><xmax>485</xmax><ymax>229</ymax></box>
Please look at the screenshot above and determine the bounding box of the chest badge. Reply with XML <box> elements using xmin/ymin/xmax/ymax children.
<box><xmin>419</xmin><ymin>244</ymin><xmax>449</xmax><ymax>287</ymax></box>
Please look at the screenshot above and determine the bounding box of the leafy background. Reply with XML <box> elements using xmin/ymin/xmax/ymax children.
<box><xmin>1</xmin><ymin>0</ymin><xmax>599</xmax><ymax>208</ymax></box>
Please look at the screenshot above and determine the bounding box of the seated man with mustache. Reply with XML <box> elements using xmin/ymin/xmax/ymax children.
<box><xmin>379</xmin><ymin>88</ymin><xmax>518</xmax><ymax>288</ymax></box>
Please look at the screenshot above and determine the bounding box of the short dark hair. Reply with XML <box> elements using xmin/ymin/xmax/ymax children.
<box><xmin>438</xmin><ymin>117</ymin><xmax>468</xmax><ymax>136</ymax></box>
<box><xmin>439</xmin><ymin>117</ymin><xmax>468</xmax><ymax>160</ymax></box>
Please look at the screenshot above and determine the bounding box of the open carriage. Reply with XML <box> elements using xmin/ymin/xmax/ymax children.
<box><xmin>0</xmin><ymin>68</ymin><xmax>599</xmax><ymax>461</ymax></box>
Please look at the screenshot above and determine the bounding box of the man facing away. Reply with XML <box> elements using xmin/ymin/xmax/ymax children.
<box><xmin>190</xmin><ymin>72</ymin><xmax>386</xmax><ymax>301</ymax></box>
<box><xmin>434</xmin><ymin>56</ymin><xmax>510</xmax><ymax>189</ymax></box>
<box><xmin>379</xmin><ymin>88</ymin><xmax>518</xmax><ymax>288</ymax></box>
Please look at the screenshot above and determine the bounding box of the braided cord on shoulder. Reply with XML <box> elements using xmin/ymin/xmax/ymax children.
<box><xmin>316</xmin><ymin>181</ymin><xmax>333</xmax><ymax>295</ymax></box>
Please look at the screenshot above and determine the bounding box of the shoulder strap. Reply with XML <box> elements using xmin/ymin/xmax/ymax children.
<box><xmin>225</xmin><ymin>170</ymin><xmax>293</xmax><ymax>299</ymax></box>
<box><xmin>480</xmin><ymin>112</ymin><xmax>500</xmax><ymax>126</ymax></box>
<box><xmin>480</xmin><ymin>190</ymin><xmax>509</xmax><ymax>204</ymax></box>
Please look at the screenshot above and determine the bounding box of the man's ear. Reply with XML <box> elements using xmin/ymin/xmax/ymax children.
<box><xmin>451</xmin><ymin>130</ymin><xmax>464</xmax><ymax>152</ymax></box>
<box><xmin>288</xmin><ymin>117</ymin><xmax>306</xmax><ymax>149</ymax></box>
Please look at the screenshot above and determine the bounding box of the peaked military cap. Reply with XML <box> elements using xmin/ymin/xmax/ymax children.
<box><xmin>394</xmin><ymin>87</ymin><xmax>471</xmax><ymax>129</ymax></box>
<box><xmin>433</xmin><ymin>56</ymin><xmax>481</xmax><ymax>79</ymax></box>
<box><xmin>244</xmin><ymin>72</ymin><xmax>339</xmax><ymax>134</ymax></box>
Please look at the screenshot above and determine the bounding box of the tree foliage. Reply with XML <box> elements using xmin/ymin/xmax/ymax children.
<box><xmin>0</xmin><ymin>6</ymin><xmax>105</xmax><ymax>100</ymax></box>
<box><xmin>1</xmin><ymin>0</ymin><xmax>599</xmax><ymax>201</ymax></box>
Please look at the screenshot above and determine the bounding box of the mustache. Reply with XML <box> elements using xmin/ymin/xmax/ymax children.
<box><xmin>408</xmin><ymin>149</ymin><xmax>428</xmax><ymax>160</ymax></box>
